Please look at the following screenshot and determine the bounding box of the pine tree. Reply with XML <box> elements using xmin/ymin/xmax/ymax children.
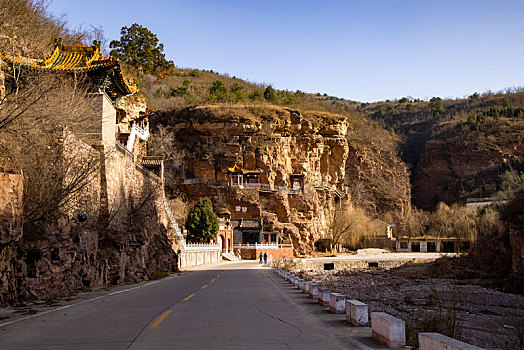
<box><xmin>185</xmin><ymin>198</ymin><xmax>219</xmax><ymax>243</ymax></box>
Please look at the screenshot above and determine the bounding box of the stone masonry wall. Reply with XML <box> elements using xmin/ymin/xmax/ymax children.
<box><xmin>0</xmin><ymin>132</ymin><xmax>178</xmax><ymax>306</ymax></box>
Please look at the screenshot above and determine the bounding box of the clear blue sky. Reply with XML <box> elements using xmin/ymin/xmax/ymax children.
<box><xmin>47</xmin><ymin>0</ymin><xmax>524</xmax><ymax>102</ymax></box>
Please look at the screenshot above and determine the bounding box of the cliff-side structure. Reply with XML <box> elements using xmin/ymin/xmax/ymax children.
<box><xmin>0</xmin><ymin>40</ymin><xmax>179</xmax><ymax>306</ymax></box>
<box><xmin>157</xmin><ymin>105</ymin><xmax>349</xmax><ymax>254</ymax></box>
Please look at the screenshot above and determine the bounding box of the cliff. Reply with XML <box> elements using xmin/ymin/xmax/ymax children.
<box><xmin>413</xmin><ymin>117</ymin><xmax>524</xmax><ymax>208</ymax></box>
<box><xmin>0</xmin><ymin>131</ymin><xmax>178</xmax><ymax>306</ymax></box>
<box><xmin>345</xmin><ymin>114</ymin><xmax>411</xmax><ymax>215</ymax></box>
<box><xmin>361</xmin><ymin>92</ymin><xmax>524</xmax><ymax>209</ymax></box>
<box><xmin>155</xmin><ymin>105</ymin><xmax>349</xmax><ymax>254</ymax></box>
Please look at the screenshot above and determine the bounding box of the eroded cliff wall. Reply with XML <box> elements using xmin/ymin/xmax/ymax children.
<box><xmin>157</xmin><ymin>105</ymin><xmax>349</xmax><ymax>254</ymax></box>
<box><xmin>412</xmin><ymin>118</ymin><xmax>524</xmax><ymax>209</ymax></box>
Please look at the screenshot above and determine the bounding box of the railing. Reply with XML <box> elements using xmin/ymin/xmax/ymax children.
<box><xmin>133</xmin><ymin>123</ymin><xmax>149</xmax><ymax>140</ymax></box>
<box><xmin>183</xmin><ymin>178</ymin><xmax>221</xmax><ymax>186</ymax></box>
<box><xmin>140</xmin><ymin>156</ymin><xmax>164</xmax><ymax>165</ymax></box>
<box><xmin>181</xmin><ymin>178</ymin><xmax>343</xmax><ymax>197</ymax></box>
<box><xmin>126</xmin><ymin>123</ymin><xmax>150</xmax><ymax>152</ymax></box>
<box><xmin>233</xmin><ymin>243</ymin><xmax>293</xmax><ymax>250</ymax></box>
<box><xmin>163</xmin><ymin>194</ymin><xmax>186</xmax><ymax>245</ymax></box>
<box><xmin>185</xmin><ymin>243</ymin><xmax>221</xmax><ymax>252</ymax></box>
<box><xmin>115</xmin><ymin>141</ymin><xmax>135</xmax><ymax>162</ymax></box>
<box><xmin>466</xmin><ymin>197</ymin><xmax>498</xmax><ymax>203</ymax></box>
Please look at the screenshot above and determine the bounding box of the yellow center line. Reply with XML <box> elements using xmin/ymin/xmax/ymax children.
<box><xmin>210</xmin><ymin>278</ymin><xmax>216</xmax><ymax>283</ymax></box>
<box><xmin>150</xmin><ymin>310</ymin><xmax>172</xmax><ymax>328</ymax></box>
<box><xmin>201</xmin><ymin>284</ymin><xmax>208</xmax><ymax>289</ymax></box>
<box><xmin>183</xmin><ymin>293</ymin><xmax>195</xmax><ymax>301</ymax></box>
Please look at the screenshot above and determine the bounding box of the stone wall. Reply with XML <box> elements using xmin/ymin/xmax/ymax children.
<box><xmin>179</xmin><ymin>250</ymin><xmax>221</xmax><ymax>268</ymax></box>
<box><xmin>238</xmin><ymin>247</ymin><xmax>294</xmax><ymax>260</ymax></box>
<box><xmin>0</xmin><ymin>173</ymin><xmax>23</xmax><ymax>305</ymax></box>
<box><xmin>0</xmin><ymin>132</ymin><xmax>178</xmax><ymax>306</ymax></box>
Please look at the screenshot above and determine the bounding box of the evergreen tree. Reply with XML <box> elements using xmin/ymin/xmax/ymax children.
<box><xmin>264</xmin><ymin>86</ymin><xmax>277</xmax><ymax>103</ymax></box>
<box><xmin>185</xmin><ymin>198</ymin><xmax>219</xmax><ymax>243</ymax></box>
<box><xmin>109</xmin><ymin>23</ymin><xmax>173</xmax><ymax>75</ymax></box>
<box><xmin>429</xmin><ymin>97</ymin><xmax>445</xmax><ymax>116</ymax></box>
<box><xmin>209</xmin><ymin>80</ymin><xmax>228</xmax><ymax>102</ymax></box>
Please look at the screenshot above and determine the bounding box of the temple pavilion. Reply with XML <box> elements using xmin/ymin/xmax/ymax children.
<box><xmin>0</xmin><ymin>38</ymin><xmax>154</xmax><ymax>165</ymax></box>
<box><xmin>226</xmin><ymin>163</ymin><xmax>262</xmax><ymax>187</ymax></box>
<box><xmin>0</xmin><ymin>38</ymin><xmax>136</xmax><ymax>99</ymax></box>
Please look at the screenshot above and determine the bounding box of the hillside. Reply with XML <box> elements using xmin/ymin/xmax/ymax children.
<box><xmin>357</xmin><ymin>92</ymin><xmax>524</xmax><ymax>209</ymax></box>
<box><xmin>142</xmin><ymin>68</ymin><xmax>410</xmax><ymax>217</ymax></box>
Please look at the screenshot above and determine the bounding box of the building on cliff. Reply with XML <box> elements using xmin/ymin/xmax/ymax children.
<box><xmin>0</xmin><ymin>39</ymin><xmax>222</xmax><ymax>305</ymax></box>
<box><xmin>0</xmin><ymin>38</ymin><xmax>152</xmax><ymax>159</ymax></box>
<box><xmin>165</xmin><ymin>105</ymin><xmax>350</xmax><ymax>256</ymax></box>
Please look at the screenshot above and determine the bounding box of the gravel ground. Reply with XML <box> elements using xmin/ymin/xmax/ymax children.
<box><xmin>280</xmin><ymin>260</ymin><xmax>524</xmax><ymax>349</ymax></box>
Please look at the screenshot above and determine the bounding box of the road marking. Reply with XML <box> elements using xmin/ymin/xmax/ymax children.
<box><xmin>201</xmin><ymin>284</ymin><xmax>208</xmax><ymax>289</ymax></box>
<box><xmin>150</xmin><ymin>310</ymin><xmax>172</xmax><ymax>328</ymax></box>
<box><xmin>183</xmin><ymin>293</ymin><xmax>195</xmax><ymax>301</ymax></box>
<box><xmin>0</xmin><ymin>278</ymin><xmax>174</xmax><ymax>328</ymax></box>
<box><xmin>348</xmin><ymin>337</ymin><xmax>374</xmax><ymax>350</ymax></box>
<box><xmin>210</xmin><ymin>278</ymin><xmax>216</xmax><ymax>282</ymax></box>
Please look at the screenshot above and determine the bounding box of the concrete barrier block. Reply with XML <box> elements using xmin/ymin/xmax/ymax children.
<box><xmin>303</xmin><ymin>281</ymin><xmax>310</xmax><ymax>293</ymax></box>
<box><xmin>371</xmin><ymin>312</ymin><xmax>406</xmax><ymax>348</ymax></box>
<box><xmin>329</xmin><ymin>293</ymin><xmax>346</xmax><ymax>314</ymax></box>
<box><xmin>418</xmin><ymin>333</ymin><xmax>484</xmax><ymax>350</ymax></box>
<box><xmin>317</xmin><ymin>286</ymin><xmax>326</xmax><ymax>304</ymax></box>
<box><xmin>309</xmin><ymin>283</ymin><xmax>319</xmax><ymax>299</ymax></box>
<box><xmin>298</xmin><ymin>279</ymin><xmax>304</xmax><ymax>290</ymax></box>
<box><xmin>345</xmin><ymin>300</ymin><xmax>368</xmax><ymax>326</ymax></box>
<box><xmin>318</xmin><ymin>287</ymin><xmax>331</xmax><ymax>305</ymax></box>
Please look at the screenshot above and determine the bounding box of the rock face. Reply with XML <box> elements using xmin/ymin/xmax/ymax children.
<box><xmin>412</xmin><ymin>119</ymin><xmax>524</xmax><ymax>209</ymax></box>
<box><xmin>0</xmin><ymin>172</ymin><xmax>23</xmax><ymax>305</ymax></box>
<box><xmin>344</xmin><ymin>119</ymin><xmax>411</xmax><ymax>215</ymax></box>
<box><xmin>157</xmin><ymin>105</ymin><xmax>349</xmax><ymax>254</ymax></box>
<box><xmin>0</xmin><ymin>131</ymin><xmax>178</xmax><ymax>306</ymax></box>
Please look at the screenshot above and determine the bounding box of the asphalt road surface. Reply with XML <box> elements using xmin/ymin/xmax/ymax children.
<box><xmin>0</xmin><ymin>261</ymin><xmax>387</xmax><ymax>349</ymax></box>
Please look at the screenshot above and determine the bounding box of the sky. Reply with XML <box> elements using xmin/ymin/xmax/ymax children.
<box><xmin>47</xmin><ymin>0</ymin><xmax>524</xmax><ymax>102</ymax></box>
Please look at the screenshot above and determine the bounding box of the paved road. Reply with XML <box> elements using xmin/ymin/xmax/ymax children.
<box><xmin>0</xmin><ymin>261</ymin><xmax>386</xmax><ymax>349</ymax></box>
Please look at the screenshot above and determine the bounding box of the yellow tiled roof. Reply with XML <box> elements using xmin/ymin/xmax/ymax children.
<box><xmin>227</xmin><ymin>163</ymin><xmax>245</xmax><ymax>174</ymax></box>
<box><xmin>226</xmin><ymin>163</ymin><xmax>262</xmax><ymax>174</ymax></box>
<box><xmin>0</xmin><ymin>38</ymin><xmax>137</xmax><ymax>96</ymax></box>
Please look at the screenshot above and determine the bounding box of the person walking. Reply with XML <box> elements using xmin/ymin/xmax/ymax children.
<box><xmin>259</xmin><ymin>252</ymin><xmax>263</xmax><ymax>264</ymax></box>
<box><xmin>263</xmin><ymin>252</ymin><xmax>267</xmax><ymax>264</ymax></box>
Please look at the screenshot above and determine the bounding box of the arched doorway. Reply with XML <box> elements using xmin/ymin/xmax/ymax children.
<box><xmin>217</xmin><ymin>235</ymin><xmax>223</xmax><ymax>250</ymax></box>
<box><xmin>217</xmin><ymin>235</ymin><xmax>226</xmax><ymax>251</ymax></box>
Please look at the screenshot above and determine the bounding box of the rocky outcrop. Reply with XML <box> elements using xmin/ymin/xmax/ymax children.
<box><xmin>157</xmin><ymin>105</ymin><xmax>349</xmax><ymax>254</ymax></box>
<box><xmin>0</xmin><ymin>131</ymin><xmax>178</xmax><ymax>306</ymax></box>
<box><xmin>412</xmin><ymin>118</ymin><xmax>524</xmax><ymax>209</ymax></box>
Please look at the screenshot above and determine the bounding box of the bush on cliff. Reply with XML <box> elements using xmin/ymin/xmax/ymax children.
<box><xmin>185</xmin><ymin>198</ymin><xmax>219</xmax><ymax>243</ymax></box>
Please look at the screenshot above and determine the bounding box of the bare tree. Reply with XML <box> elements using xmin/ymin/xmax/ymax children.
<box><xmin>328</xmin><ymin>202</ymin><xmax>372</xmax><ymax>251</ymax></box>
<box><xmin>147</xmin><ymin>124</ymin><xmax>186</xmax><ymax>194</ymax></box>
<box><xmin>0</xmin><ymin>70</ymin><xmax>100</xmax><ymax>235</ymax></box>
<box><xmin>393</xmin><ymin>207</ymin><xmax>429</xmax><ymax>240</ymax></box>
